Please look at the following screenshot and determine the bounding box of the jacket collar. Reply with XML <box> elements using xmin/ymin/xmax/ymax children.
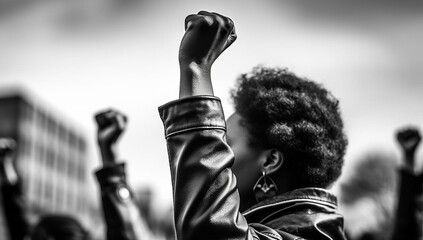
<box><xmin>243</xmin><ymin>187</ymin><xmax>338</xmax><ymax>223</ymax></box>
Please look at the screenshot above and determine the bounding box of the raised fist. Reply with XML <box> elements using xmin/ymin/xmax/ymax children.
<box><xmin>0</xmin><ymin>138</ymin><xmax>18</xmax><ymax>184</ymax></box>
<box><xmin>0</xmin><ymin>138</ymin><xmax>16</xmax><ymax>158</ymax></box>
<box><xmin>396</xmin><ymin>127</ymin><xmax>421</xmax><ymax>154</ymax></box>
<box><xmin>179</xmin><ymin>11</ymin><xmax>237</xmax><ymax>68</ymax></box>
<box><xmin>95</xmin><ymin>109</ymin><xmax>128</xmax><ymax>148</ymax></box>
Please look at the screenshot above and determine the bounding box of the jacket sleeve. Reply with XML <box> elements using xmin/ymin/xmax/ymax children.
<box><xmin>391</xmin><ymin>168</ymin><xmax>422</xmax><ymax>240</ymax></box>
<box><xmin>0</xmin><ymin>180</ymin><xmax>31</xmax><ymax>240</ymax></box>
<box><xmin>95</xmin><ymin>163</ymin><xmax>154</xmax><ymax>240</ymax></box>
<box><xmin>159</xmin><ymin>96</ymin><xmax>279</xmax><ymax>240</ymax></box>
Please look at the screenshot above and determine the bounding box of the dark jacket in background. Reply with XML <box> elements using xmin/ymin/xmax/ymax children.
<box><xmin>391</xmin><ymin>168</ymin><xmax>422</xmax><ymax>240</ymax></box>
<box><xmin>0</xmin><ymin>162</ymin><xmax>150</xmax><ymax>240</ymax></box>
<box><xmin>1</xmin><ymin>180</ymin><xmax>30</xmax><ymax>240</ymax></box>
<box><xmin>96</xmin><ymin>162</ymin><xmax>153</xmax><ymax>240</ymax></box>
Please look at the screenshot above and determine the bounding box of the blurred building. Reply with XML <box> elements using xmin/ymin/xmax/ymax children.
<box><xmin>135</xmin><ymin>187</ymin><xmax>175</xmax><ymax>240</ymax></box>
<box><xmin>0</xmin><ymin>90</ymin><xmax>97</xmax><ymax>239</ymax></box>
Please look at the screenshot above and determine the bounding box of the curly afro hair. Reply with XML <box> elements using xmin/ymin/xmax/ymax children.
<box><xmin>231</xmin><ymin>66</ymin><xmax>347</xmax><ymax>189</ymax></box>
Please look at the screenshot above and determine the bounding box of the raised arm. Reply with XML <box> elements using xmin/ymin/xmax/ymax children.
<box><xmin>0</xmin><ymin>138</ymin><xmax>30</xmax><ymax>240</ymax></box>
<box><xmin>160</xmin><ymin>12</ymin><xmax>248</xmax><ymax>240</ymax></box>
<box><xmin>95</xmin><ymin>109</ymin><xmax>127</xmax><ymax>165</ymax></box>
<box><xmin>178</xmin><ymin>11</ymin><xmax>236</xmax><ymax>98</ymax></box>
<box><xmin>392</xmin><ymin>127</ymin><xmax>422</xmax><ymax>240</ymax></box>
<box><xmin>160</xmin><ymin>11</ymin><xmax>282</xmax><ymax>240</ymax></box>
<box><xmin>94</xmin><ymin>109</ymin><xmax>153</xmax><ymax>240</ymax></box>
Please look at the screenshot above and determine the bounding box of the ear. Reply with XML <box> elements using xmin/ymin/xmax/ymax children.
<box><xmin>261</xmin><ymin>149</ymin><xmax>283</xmax><ymax>175</ymax></box>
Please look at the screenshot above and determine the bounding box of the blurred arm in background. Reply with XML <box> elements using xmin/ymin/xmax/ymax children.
<box><xmin>392</xmin><ymin>127</ymin><xmax>422</xmax><ymax>240</ymax></box>
<box><xmin>94</xmin><ymin>109</ymin><xmax>154</xmax><ymax>240</ymax></box>
<box><xmin>0</xmin><ymin>138</ymin><xmax>31</xmax><ymax>240</ymax></box>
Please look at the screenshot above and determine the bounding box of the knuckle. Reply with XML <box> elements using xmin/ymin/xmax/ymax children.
<box><xmin>221</xmin><ymin>17</ymin><xmax>235</xmax><ymax>34</ymax></box>
<box><xmin>215</xmin><ymin>15</ymin><xmax>226</xmax><ymax>26</ymax></box>
<box><xmin>225</xmin><ymin>17</ymin><xmax>234</xmax><ymax>28</ymax></box>
<box><xmin>196</xmin><ymin>16</ymin><xmax>213</xmax><ymax>27</ymax></box>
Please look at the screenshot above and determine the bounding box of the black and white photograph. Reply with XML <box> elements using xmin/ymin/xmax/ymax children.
<box><xmin>1</xmin><ymin>0</ymin><xmax>423</xmax><ymax>239</ymax></box>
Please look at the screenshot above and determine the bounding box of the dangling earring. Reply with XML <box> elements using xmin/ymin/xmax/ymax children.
<box><xmin>253</xmin><ymin>171</ymin><xmax>278</xmax><ymax>202</ymax></box>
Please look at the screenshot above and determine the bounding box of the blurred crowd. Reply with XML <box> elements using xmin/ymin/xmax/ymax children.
<box><xmin>0</xmin><ymin>109</ymin><xmax>175</xmax><ymax>240</ymax></box>
<box><xmin>338</xmin><ymin>128</ymin><xmax>422</xmax><ymax>240</ymax></box>
<box><xmin>0</xmin><ymin>108</ymin><xmax>422</xmax><ymax>240</ymax></box>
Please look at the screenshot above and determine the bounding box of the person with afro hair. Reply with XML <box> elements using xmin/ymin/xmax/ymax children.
<box><xmin>230</xmin><ymin>66</ymin><xmax>347</xmax><ymax>211</ymax></box>
<box><xmin>159</xmin><ymin>11</ymin><xmax>348</xmax><ymax>240</ymax></box>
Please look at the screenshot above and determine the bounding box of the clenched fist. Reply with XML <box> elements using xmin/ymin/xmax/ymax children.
<box><xmin>95</xmin><ymin>109</ymin><xmax>128</xmax><ymax>165</ymax></box>
<box><xmin>396</xmin><ymin>127</ymin><xmax>421</xmax><ymax>169</ymax></box>
<box><xmin>396</xmin><ymin>128</ymin><xmax>421</xmax><ymax>155</ymax></box>
<box><xmin>0</xmin><ymin>138</ymin><xmax>18</xmax><ymax>185</ymax></box>
<box><xmin>178</xmin><ymin>11</ymin><xmax>237</xmax><ymax>98</ymax></box>
<box><xmin>179</xmin><ymin>11</ymin><xmax>237</xmax><ymax>68</ymax></box>
<box><xmin>0</xmin><ymin>138</ymin><xmax>16</xmax><ymax>158</ymax></box>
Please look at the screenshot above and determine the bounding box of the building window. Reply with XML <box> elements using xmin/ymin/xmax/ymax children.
<box><xmin>34</xmin><ymin>177</ymin><xmax>42</xmax><ymax>201</ymax></box>
<box><xmin>36</xmin><ymin>142</ymin><xmax>45</xmax><ymax>166</ymax></box>
<box><xmin>68</xmin><ymin>157</ymin><xmax>75</xmax><ymax>179</ymax></box>
<box><xmin>69</xmin><ymin>132</ymin><xmax>78</xmax><ymax>150</ymax></box>
<box><xmin>36</xmin><ymin>110</ymin><xmax>47</xmax><ymax>131</ymax></box>
<box><xmin>47</xmin><ymin>117</ymin><xmax>57</xmax><ymax>137</ymax></box>
<box><xmin>57</xmin><ymin>154</ymin><xmax>66</xmax><ymax>174</ymax></box>
<box><xmin>78</xmin><ymin>138</ymin><xmax>86</xmax><ymax>153</ymax></box>
<box><xmin>46</xmin><ymin>148</ymin><xmax>55</xmax><ymax>168</ymax></box>
<box><xmin>44</xmin><ymin>181</ymin><xmax>53</xmax><ymax>203</ymax></box>
<box><xmin>56</xmin><ymin>187</ymin><xmax>64</xmax><ymax>209</ymax></box>
<box><xmin>19</xmin><ymin>136</ymin><xmax>31</xmax><ymax>157</ymax></box>
<box><xmin>78</xmin><ymin>162</ymin><xmax>85</xmax><ymax>182</ymax></box>
<box><xmin>20</xmin><ymin>100</ymin><xmax>33</xmax><ymax>122</ymax></box>
<box><xmin>59</xmin><ymin>125</ymin><xmax>67</xmax><ymax>142</ymax></box>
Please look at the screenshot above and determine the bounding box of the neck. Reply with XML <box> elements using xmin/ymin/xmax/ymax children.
<box><xmin>272</xmin><ymin>167</ymin><xmax>293</xmax><ymax>195</ymax></box>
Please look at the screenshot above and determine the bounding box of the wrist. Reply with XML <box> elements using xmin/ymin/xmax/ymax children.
<box><xmin>401</xmin><ymin>162</ymin><xmax>416</xmax><ymax>175</ymax></box>
<box><xmin>99</xmin><ymin>145</ymin><xmax>117</xmax><ymax>165</ymax></box>
<box><xmin>179</xmin><ymin>62</ymin><xmax>213</xmax><ymax>98</ymax></box>
<box><xmin>403</xmin><ymin>149</ymin><xmax>415</xmax><ymax>160</ymax></box>
<box><xmin>402</xmin><ymin>155</ymin><xmax>415</xmax><ymax>173</ymax></box>
<box><xmin>98</xmin><ymin>141</ymin><xmax>112</xmax><ymax>150</ymax></box>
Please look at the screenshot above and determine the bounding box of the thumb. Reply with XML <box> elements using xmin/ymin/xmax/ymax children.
<box><xmin>115</xmin><ymin>114</ymin><xmax>127</xmax><ymax>131</ymax></box>
<box><xmin>223</xmin><ymin>25</ymin><xmax>237</xmax><ymax>52</ymax></box>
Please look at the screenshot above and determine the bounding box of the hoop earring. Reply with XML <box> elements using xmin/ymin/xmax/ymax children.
<box><xmin>253</xmin><ymin>171</ymin><xmax>278</xmax><ymax>202</ymax></box>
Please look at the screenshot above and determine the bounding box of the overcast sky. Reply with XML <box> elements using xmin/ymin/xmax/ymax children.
<box><xmin>1</xmin><ymin>0</ymin><xmax>423</xmax><ymax>208</ymax></box>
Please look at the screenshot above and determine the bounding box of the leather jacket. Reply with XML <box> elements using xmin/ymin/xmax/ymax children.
<box><xmin>391</xmin><ymin>168</ymin><xmax>422</xmax><ymax>240</ymax></box>
<box><xmin>0</xmin><ymin>180</ymin><xmax>30</xmax><ymax>240</ymax></box>
<box><xmin>95</xmin><ymin>163</ymin><xmax>154</xmax><ymax>240</ymax></box>
<box><xmin>159</xmin><ymin>96</ymin><xmax>347</xmax><ymax>240</ymax></box>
